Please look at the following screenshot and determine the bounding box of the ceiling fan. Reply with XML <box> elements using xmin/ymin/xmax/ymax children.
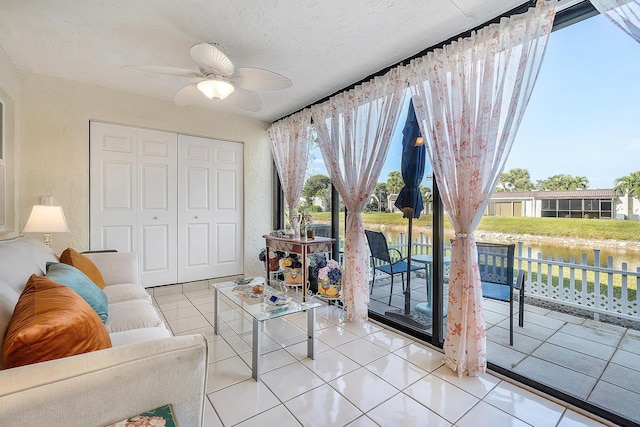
<box><xmin>127</xmin><ymin>43</ymin><xmax>292</xmax><ymax>112</ymax></box>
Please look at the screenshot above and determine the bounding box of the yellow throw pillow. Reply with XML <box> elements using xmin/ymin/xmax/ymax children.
<box><xmin>60</xmin><ymin>247</ymin><xmax>106</xmax><ymax>289</ymax></box>
<box><xmin>2</xmin><ymin>275</ymin><xmax>112</xmax><ymax>368</ymax></box>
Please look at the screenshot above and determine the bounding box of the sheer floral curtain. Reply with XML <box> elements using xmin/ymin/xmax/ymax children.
<box><xmin>268</xmin><ymin>109</ymin><xmax>312</xmax><ymax>233</ymax></box>
<box><xmin>311</xmin><ymin>68</ymin><xmax>406</xmax><ymax>320</ymax></box>
<box><xmin>406</xmin><ymin>0</ymin><xmax>557</xmax><ymax>376</ymax></box>
<box><xmin>591</xmin><ymin>0</ymin><xmax>640</xmax><ymax>43</ymax></box>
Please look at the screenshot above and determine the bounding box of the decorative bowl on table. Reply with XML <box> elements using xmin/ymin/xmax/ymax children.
<box><xmin>267</xmin><ymin>295</ymin><xmax>292</xmax><ymax>306</ymax></box>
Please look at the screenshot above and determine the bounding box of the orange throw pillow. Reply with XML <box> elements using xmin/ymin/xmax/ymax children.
<box><xmin>2</xmin><ymin>275</ymin><xmax>112</xmax><ymax>368</ymax></box>
<box><xmin>60</xmin><ymin>247</ymin><xmax>106</xmax><ymax>288</ymax></box>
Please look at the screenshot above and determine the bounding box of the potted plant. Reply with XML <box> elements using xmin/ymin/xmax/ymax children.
<box><xmin>280</xmin><ymin>253</ymin><xmax>303</xmax><ymax>284</ymax></box>
<box><xmin>258</xmin><ymin>248</ymin><xmax>286</xmax><ymax>272</ymax></box>
<box><xmin>311</xmin><ymin>258</ymin><xmax>342</xmax><ymax>298</ymax></box>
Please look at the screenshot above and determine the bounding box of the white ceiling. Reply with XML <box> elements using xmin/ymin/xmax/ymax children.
<box><xmin>0</xmin><ymin>0</ymin><xmax>525</xmax><ymax>122</ymax></box>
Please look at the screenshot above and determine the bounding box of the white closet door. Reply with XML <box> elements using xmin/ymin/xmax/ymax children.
<box><xmin>212</xmin><ymin>139</ymin><xmax>243</xmax><ymax>277</ymax></box>
<box><xmin>90</xmin><ymin>122</ymin><xmax>138</xmax><ymax>253</ymax></box>
<box><xmin>138</xmin><ymin>129</ymin><xmax>178</xmax><ymax>286</ymax></box>
<box><xmin>177</xmin><ymin>135</ymin><xmax>215</xmax><ymax>282</ymax></box>
<box><xmin>91</xmin><ymin>122</ymin><xmax>243</xmax><ymax>287</ymax></box>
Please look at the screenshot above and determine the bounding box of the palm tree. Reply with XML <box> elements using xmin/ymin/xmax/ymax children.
<box><xmin>535</xmin><ymin>174</ymin><xmax>589</xmax><ymax>191</ymax></box>
<box><xmin>613</xmin><ymin>171</ymin><xmax>640</xmax><ymax>197</ymax></box>
<box><xmin>386</xmin><ymin>171</ymin><xmax>404</xmax><ymax>194</ymax></box>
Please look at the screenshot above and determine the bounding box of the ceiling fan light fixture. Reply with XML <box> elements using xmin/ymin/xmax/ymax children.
<box><xmin>197</xmin><ymin>78</ymin><xmax>234</xmax><ymax>100</ymax></box>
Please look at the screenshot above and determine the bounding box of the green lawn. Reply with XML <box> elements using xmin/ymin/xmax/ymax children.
<box><xmin>312</xmin><ymin>212</ymin><xmax>640</xmax><ymax>242</ymax></box>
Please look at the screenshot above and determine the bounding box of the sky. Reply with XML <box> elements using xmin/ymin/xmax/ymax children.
<box><xmin>307</xmin><ymin>12</ymin><xmax>640</xmax><ymax>190</ymax></box>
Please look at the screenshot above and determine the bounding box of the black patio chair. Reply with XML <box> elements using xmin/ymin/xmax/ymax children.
<box><xmin>476</xmin><ymin>242</ymin><xmax>525</xmax><ymax>346</ymax></box>
<box><xmin>364</xmin><ymin>230</ymin><xmax>425</xmax><ymax>305</ymax></box>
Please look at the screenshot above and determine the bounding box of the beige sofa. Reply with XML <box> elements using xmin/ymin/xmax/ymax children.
<box><xmin>0</xmin><ymin>236</ymin><xmax>208</xmax><ymax>427</ymax></box>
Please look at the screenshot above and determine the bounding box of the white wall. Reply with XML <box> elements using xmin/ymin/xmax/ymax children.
<box><xmin>13</xmin><ymin>72</ymin><xmax>273</xmax><ymax>277</ymax></box>
<box><xmin>0</xmin><ymin>46</ymin><xmax>20</xmax><ymax>235</ymax></box>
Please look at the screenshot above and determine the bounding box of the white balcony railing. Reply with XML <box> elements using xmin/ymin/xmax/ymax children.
<box><xmin>385</xmin><ymin>232</ymin><xmax>640</xmax><ymax>323</ymax></box>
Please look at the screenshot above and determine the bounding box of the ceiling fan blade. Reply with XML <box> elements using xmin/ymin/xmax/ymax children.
<box><xmin>174</xmin><ymin>82</ymin><xmax>203</xmax><ymax>106</ymax></box>
<box><xmin>227</xmin><ymin>87</ymin><xmax>262</xmax><ymax>112</ymax></box>
<box><xmin>233</xmin><ymin>67</ymin><xmax>293</xmax><ymax>91</ymax></box>
<box><xmin>125</xmin><ymin>65</ymin><xmax>203</xmax><ymax>78</ymax></box>
<box><xmin>190</xmin><ymin>43</ymin><xmax>234</xmax><ymax>77</ymax></box>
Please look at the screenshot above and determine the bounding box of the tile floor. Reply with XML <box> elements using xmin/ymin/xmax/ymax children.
<box><xmin>152</xmin><ymin>281</ymin><xmax>615</xmax><ymax>427</ymax></box>
<box><xmin>371</xmin><ymin>274</ymin><xmax>640</xmax><ymax>424</ymax></box>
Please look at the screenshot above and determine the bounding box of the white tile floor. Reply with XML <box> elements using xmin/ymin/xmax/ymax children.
<box><xmin>152</xmin><ymin>282</ymin><xmax>614</xmax><ymax>427</ymax></box>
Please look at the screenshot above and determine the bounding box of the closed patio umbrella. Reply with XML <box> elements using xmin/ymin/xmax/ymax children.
<box><xmin>387</xmin><ymin>99</ymin><xmax>426</xmax><ymax>325</ymax></box>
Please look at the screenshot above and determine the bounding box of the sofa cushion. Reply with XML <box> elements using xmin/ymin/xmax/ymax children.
<box><xmin>60</xmin><ymin>248</ymin><xmax>106</xmax><ymax>289</ymax></box>
<box><xmin>105</xmin><ymin>299</ymin><xmax>164</xmax><ymax>333</ymax></box>
<box><xmin>2</xmin><ymin>275</ymin><xmax>112</xmax><ymax>368</ymax></box>
<box><xmin>45</xmin><ymin>262</ymin><xmax>109</xmax><ymax>323</ymax></box>
<box><xmin>0</xmin><ymin>237</ymin><xmax>58</xmax><ymax>294</ymax></box>
<box><xmin>102</xmin><ymin>283</ymin><xmax>151</xmax><ymax>303</ymax></box>
<box><xmin>84</xmin><ymin>252</ymin><xmax>139</xmax><ymax>287</ymax></box>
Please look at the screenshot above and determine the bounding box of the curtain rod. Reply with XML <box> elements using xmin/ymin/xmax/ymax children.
<box><xmin>272</xmin><ymin>0</ymin><xmax>595</xmax><ymax>124</ymax></box>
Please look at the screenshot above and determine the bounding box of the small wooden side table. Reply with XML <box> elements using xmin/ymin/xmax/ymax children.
<box><xmin>263</xmin><ymin>235</ymin><xmax>335</xmax><ymax>301</ymax></box>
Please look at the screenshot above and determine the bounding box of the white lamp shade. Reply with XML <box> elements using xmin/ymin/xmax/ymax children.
<box><xmin>197</xmin><ymin>78</ymin><xmax>235</xmax><ymax>100</ymax></box>
<box><xmin>22</xmin><ymin>205</ymin><xmax>70</xmax><ymax>233</ymax></box>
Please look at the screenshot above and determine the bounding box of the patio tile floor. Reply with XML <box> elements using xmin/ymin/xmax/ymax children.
<box><xmin>368</xmin><ymin>273</ymin><xmax>640</xmax><ymax>425</ymax></box>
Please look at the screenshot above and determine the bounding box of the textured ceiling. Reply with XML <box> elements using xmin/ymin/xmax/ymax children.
<box><xmin>0</xmin><ymin>0</ymin><xmax>525</xmax><ymax>122</ymax></box>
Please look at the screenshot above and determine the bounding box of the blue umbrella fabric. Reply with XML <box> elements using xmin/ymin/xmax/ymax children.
<box><xmin>394</xmin><ymin>100</ymin><xmax>425</xmax><ymax>219</ymax></box>
<box><xmin>393</xmin><ymin>99</ymin><xmax>426</xmax><ymax>318</ymax></box>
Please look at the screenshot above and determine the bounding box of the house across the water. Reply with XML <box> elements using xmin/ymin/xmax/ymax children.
<box><xmin>487</xmin><ymin>189</ymin><xmax>640</xmax><ymax>220</ymax></box>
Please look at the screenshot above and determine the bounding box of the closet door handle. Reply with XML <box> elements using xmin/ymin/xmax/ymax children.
<box><xmin>153</xmin><ymin>216</ymin><xmax>158</xmax><ymax>220</ymax></box>
<box><xmin>194</xmin><ymin>216</ymin><xmax>199</xmax><ymax>219</ymax></box>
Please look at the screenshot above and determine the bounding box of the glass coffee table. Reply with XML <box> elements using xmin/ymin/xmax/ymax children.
<box><xmin>212</xmin><ymin>280</ymin><xmax>322</xmax><ymax>382</ymax></box>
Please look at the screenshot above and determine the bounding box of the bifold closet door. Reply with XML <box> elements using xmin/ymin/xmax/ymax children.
<box><xmin>211</xmin><ymin>139</ymin><xmax>243</xmax><ymax>277</ymax></box>
<box><xmin>177</xmin><ymin>135</ymin><xmax>215</xmax><ymax>282</ymax></box>
<box><xmin>177</xmin><ymin>136</ymin><xmax>244</xmax><ymax>280</ymax></box>
<box><xmin>91</xmin><ymin>122</ymin><xmax>243</xmax><ymax>286</ymax></box>
<box><xmin>90</xmin><ymin>122</ymin><xmax>178</xmax><ymax>287</ymax></box>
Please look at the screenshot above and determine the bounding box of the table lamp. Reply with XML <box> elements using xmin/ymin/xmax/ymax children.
<box><xmin>22</xmin><ymin>205</ymin><xmax>70</xmax><ymax>246</ymax></box>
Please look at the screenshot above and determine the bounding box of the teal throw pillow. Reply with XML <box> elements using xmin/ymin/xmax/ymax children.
<box><xmin>45</xmin><ymin>262</ymin><xmax>109</xmax><ymax>323</ymax></box>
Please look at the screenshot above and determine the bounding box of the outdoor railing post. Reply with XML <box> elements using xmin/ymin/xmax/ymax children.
<box><xmin>621</xmin><ymin>262</ymin><xmax>628</xmax><ymax>316</ymax></box>
<box><xmin>569</xmin><ymin>257</ymin><xmax>576</xmax><ymax>304</ymax></box>
<box><xmin>536</xmin><ymin>253</ymin><xmax>542</xmax><ymax>297</ymax></box>
<box><xmin>526</xmin><ymin>247</ymin><xmax>533</xmax><ymax>296</ymax></box>
<box><xmin>546</xmin><ymin>256</ymin><xmax>553</xmax><ymax>298</ymax></box>
<box><xmin>517</xmin><ymin>242</ymin><xmax>523</xmax><ymax>273</ymax></box>
<box><xmin>607</xmin><ymin>256</ymin><xmax>614</xmax><ymax>312</ymax></box>
<box><xmin>581</xmin><ymin>253</ymin><xmax>588</xmax><ymax>308</ymax></box>
<box><xmin>594</xmin><ymin>249</ymin><xmax>601</xmax><ymax>322</ymax></box>
<box><xmin>558</xmin><ymin>257</ymin><xmax>564</xmax><ymax>302</ymax></box>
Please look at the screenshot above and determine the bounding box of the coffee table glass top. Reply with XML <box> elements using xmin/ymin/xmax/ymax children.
<box><xmin>213</xmin><ymin>279</ymin><xmax>321</xmax><ymax>321</ymax></box>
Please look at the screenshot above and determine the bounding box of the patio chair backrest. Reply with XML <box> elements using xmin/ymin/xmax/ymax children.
<box><xmin>308</xmin><ymin>223</ymin><xmax>331</xmax><ymax>238</ymax></box>
<box><xmin>476</xmin><ymin>242</ymin><xmax>515</xmax><ymax>286</ymax></box>
<box><xmin>364</xmin><ymin>230</ymin><xmax>392</xmax><ymax>263</ymax></box>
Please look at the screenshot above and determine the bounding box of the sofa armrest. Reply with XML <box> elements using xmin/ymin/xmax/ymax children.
<box><xmin>83</xmin><ymin>251</ymin><xmax>140</xmax><ymax>286</ymax></box>
<box><xmin>0</xmin><ymin>334</ymin><xmax>208</xmax><ymax>427</ymax></box>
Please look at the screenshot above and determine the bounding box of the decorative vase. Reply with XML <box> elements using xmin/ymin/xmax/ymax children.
<box><xmin>284</xmin><ymin>267</ymin><xmax>303</xmax><ymax>284</ymax></box>
<box><xmin>291</xmin><ymin>217</ymin><xmax>301</xmax><ymax>238</ymax></box>
<box><xmin>264</xmin><ymin>257</ymin><xmax>280</xmax><ymax>272</ymax></box>
<box><xmin>318</xmin><ymin>279</ymin><xmax>341</xmax><ymax>298</ymax></box>
<box><xmin>300</xmin><ymin>219</ymin><xmax>306</xmax><ymax>240</ymax></box>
